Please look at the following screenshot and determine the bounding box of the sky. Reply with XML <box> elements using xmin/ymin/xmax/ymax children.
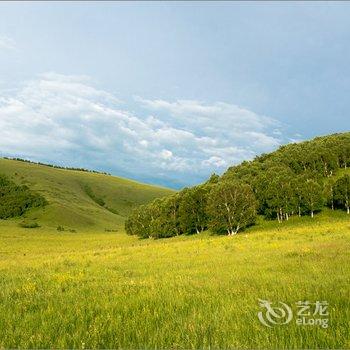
<box><xmin>0</xmin><ymin>2</ymin><xmax>349</xmax><ymax>189</ymax></box>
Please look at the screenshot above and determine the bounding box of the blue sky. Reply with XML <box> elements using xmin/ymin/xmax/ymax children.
<box><xmin>0</xmin><ymin>2</ymin><xmax>349</xmax><ymax>188</ymax></box>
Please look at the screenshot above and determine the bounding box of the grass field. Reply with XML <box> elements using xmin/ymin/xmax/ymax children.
<box><xmin>0</xmin><ymin>210</ymin><xmax>349</xmax><ymax>349</ymax></box>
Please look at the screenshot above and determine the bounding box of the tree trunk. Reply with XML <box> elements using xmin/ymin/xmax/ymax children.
<box><xmin>278</xmin><ymin>208</ymin><xmax>283</xmax><ymax>223</ymax></box>
<box><xmin>311</xmin><ymin>210</ymin><xmax>314</xmax><ymax>218</ymax></box>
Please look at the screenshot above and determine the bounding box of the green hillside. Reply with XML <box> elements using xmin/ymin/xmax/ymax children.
<box><xmin>0</xmin><ymin>158</ymin><xmax>173</xmax><ymax>232</ymax></box>
<box><xmin>126</xmin><ymin>132</ymin><xmax>350</xmax><ymax>238</ymax></box>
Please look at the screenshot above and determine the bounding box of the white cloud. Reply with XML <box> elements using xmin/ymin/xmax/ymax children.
<box><xmin>201</xmin><ymin>156</ymin><xmax>226</xmax><ymax>168</ymax></box>
<box><xmin>160</xmin><ymin>149</ymin><xmax>173</xmax><ymax>160</ymax></box>
<box><xmin>0</xmin><ymin>35</ymin><xmax>16</xmax><ymax>50</ymax></box>
<box><xmin>0</xmin><ymin>73</ymin><xmax>286</xmax><ymax>187</ymax></box>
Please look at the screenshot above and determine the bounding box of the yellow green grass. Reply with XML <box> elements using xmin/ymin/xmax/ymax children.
<box><xmin>0</xmin><ymin>210</ymin><xmax>349</xmax><ymax>349</ymax></box>
<box><xmin>0</xmin><ymin>158</ymin><xmax>173</xmax><ymax>231</ymax></box>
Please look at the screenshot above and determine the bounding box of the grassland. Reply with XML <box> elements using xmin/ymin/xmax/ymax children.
<box><xmin>0</xmin><ymin>209</ymin><xmax>349</xmax><ymax>349</ymax></box>
<box><xmin>0</xmin><ymin>158</ymin><xmax>173</xmax><ymax>231</ymax></box>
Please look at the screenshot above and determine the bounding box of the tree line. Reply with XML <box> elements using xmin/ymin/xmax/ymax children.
<box><xmin>125</xmin><ymin>132</ymin><xmax>350</xmax><ymax>238</ymax></box>
<box><xmin>2</xmin><ymin>157</ymin><xmax>111</xmax><ymax>176</ymax></box>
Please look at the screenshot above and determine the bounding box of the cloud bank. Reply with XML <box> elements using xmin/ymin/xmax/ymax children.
<box><xmin>0</xmin><ymin>73</ymin><xmax>284</xmax><ymax>188</ymax></box>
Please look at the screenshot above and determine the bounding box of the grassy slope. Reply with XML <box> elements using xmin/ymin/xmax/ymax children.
<box><xmin>0</xmin><ymin>209</ymin><xmax>349</xmax><ymax>348</ymax></box>
<box><xmin>0</xmin><ymin>158</ymin><xmax>173</xmax><ymax>231</ymax></box>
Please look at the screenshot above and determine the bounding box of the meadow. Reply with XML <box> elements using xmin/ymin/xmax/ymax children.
<box><xmin>0</xmin><ymin>210</ymin><xmax>349</xmax><ymax>349</ymax></box>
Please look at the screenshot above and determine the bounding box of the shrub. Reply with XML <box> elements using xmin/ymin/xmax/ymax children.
<box><xmin>19</xmin><ymin>222</ymin><xmax>40</xmax><ymax>228</ymax></box>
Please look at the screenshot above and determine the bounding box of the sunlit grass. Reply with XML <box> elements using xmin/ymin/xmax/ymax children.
<box><xmin>0</xmin><ymin>210</ymin><xmax>349</xmax><ymax>348</ymax></box>
<box><xmin>0</xmin><ymin>158</ymin><xmax>173</xmax><ymax>231</ymax></box>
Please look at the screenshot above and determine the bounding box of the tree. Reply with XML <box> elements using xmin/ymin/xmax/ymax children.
<box><xmin>324</xmin><ymin>177</ymin><xmax>336</xmax><ymax>210</ymax></box>
<box><xmin>301</xmin><ymin>179</ymin><xmax>324</xmax><ymax>218</ymax></box>
<box><xmin>334</xmin><ymin>175</ymin><xmax>350</xmax><ymax>214</ymax></box>
<box><xmin>207</xmin><ymin>181</ymin><xmax>257</xmax><ymax>235</ymax></box>
<box><xmin>154</xmin><ymin>194</ymin><xmax>182</xmax><ymax>238</ymax></box>
<box><xmin>207</xmin><ymin>173</ymin><xmax>220</xmax><ymax>184</ymax></box>
<box><xmin>178</xmin><ymin>185</ymin><xmax>209</xmax><ymax>234</ymax></box>
<box><xmin>125</xmin><ymin>204</ymin><xmax>153</xmax><ymax>238</ymax></box>
<box><xmin>264</xmin><ymin>166</ymin><xmax>296</xmax><ymax>222</ymax></box>
<box><xmin>291</xmin><ymin>175</ymin><xmax>306</xmax><ymax>217</ymax></box>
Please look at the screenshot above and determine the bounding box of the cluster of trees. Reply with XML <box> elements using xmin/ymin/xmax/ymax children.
<box><xmin>125</xmin><ymin>133</ymin><xmax>350</xmax><ymax>238</ymax></box>
<box><xmin>125</xmin><ymin>179</ymin><xmax>257</xmax><ymax>238</ymax></box>
<box><xmin>0</xmin><ymin>174</ymin><xmax>47</xmax><ymax>219</ymax></box>
<box><xmin>221</xmin><ymin>133</ymin><xmax>350</xmax><ymax>220</ymax></box>
<box><xmin>3</xmin><ymin>157</ymin><xmax>111</xmax><ymax>176</ymax></box>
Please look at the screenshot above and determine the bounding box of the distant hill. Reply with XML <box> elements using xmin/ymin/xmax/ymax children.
<box><xmin>0</xmin><ymin>158</ymin><xmax>173</xmax><ymax>231</ymax></box>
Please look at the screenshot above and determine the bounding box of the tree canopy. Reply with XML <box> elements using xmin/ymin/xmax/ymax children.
<box><xmin>125</xmin><ymin>132</ymin><xmax>350</xmax><ymax>238</ymax></box>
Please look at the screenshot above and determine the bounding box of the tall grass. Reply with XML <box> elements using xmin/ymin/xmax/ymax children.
<box><xmin>0</xmin><ymin>210</ymin><xmax>349</xmax><ymax>348</ymax></box>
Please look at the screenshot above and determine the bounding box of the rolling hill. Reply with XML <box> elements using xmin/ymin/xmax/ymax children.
<box><xmin>0</xmin><ymin>158</ymin><xmax>173</xmax><ymax>232</ymax></box>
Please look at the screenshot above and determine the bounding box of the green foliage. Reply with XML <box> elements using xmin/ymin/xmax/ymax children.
<box><xmin>126</xmin><ymin>132</ymin><xmax>350</xmax><ymax>238</ymax></box>
<box><xmin>126</xmin><ymin>195</ymin><xmax>183</xmax><ymax>239</ymax></box>
<box><xmin>153</xmin><ymin>195</ymin><xmax>182</xmax><ymax>238</ymax></box>
<box><xmin>206</xmin><ymin>173</ymin><xmax>220</xmax><ymax>184</ymax></box>
<box><xmin>301</xmin><ymin>179</ymin><xmax>324</xmax><ymax>217</ymax></box>
<box><xmin>207</xmin><ymin>181</ymin><xmax>257</xmax><ymax>235</ymax></box>
<box><xmin>334</xmin><ymin>174</ymin><xmax>350</xmax><ymax>214</ymax></box>
<box><xmin>178</xmin><ymin>186</ymin><xmax>209</xmax><ymax>234</ymax></box>
<box><xmin>222</xmin><ymin>133</ymin><xmax>349</xmax><ymax>221</ymax></box>
<box><xmin>19</xmin><ymin>221</ymin><xmax>40</xmax><ymax>228</ymax></box>
<box><xmin>264</xmin><ymin>165</ymin><xmax>296</xmax><ymax>221</ymax></box>
<box><xmin>0</xmin><ymin>174</ymin><xmax>47</xmax><ymax>219</ymax></box>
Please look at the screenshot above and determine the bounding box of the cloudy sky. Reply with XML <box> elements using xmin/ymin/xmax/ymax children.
<box><xmin>0</xmin><ymin>2</ymin><xmax>349</xmax><ymax>188</ymax></box>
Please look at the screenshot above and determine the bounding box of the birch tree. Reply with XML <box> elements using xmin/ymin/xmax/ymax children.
<box><xmin>301</xmin><ymin>179</ymin><xmax>323</xmax><ymax>218</ymax></box>
<box><xmin>207</xmin><ymin>181</ymin><xmax>257</xmax><ymax>235</ymax></box>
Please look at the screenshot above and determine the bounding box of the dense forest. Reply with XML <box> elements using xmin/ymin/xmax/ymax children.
<box><xmin>125</xmin><ymin>132</ymin><xmax>350</xmax><ymax>238</ymax></box>
<box><xmin>0</xmin><ymin>174</ymin><xmax>47</xmax><ymax>219</ymax></box>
